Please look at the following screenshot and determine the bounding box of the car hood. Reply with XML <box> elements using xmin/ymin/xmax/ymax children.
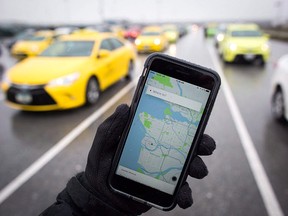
<box><xmin>8</xmin><ymin>57</ymin><xmax>89</xmax><ymax>85</ymax></box>
<box><xmin>228</xmin><ymin>37</ymin><xmax>268</xmax><ymax>47</ymax></box>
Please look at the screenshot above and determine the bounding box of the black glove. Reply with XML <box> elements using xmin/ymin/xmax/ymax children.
<box><xmin>83</xmin><ymin>104</ymin><xmax>216</xmax><ymax>215</ymax></box>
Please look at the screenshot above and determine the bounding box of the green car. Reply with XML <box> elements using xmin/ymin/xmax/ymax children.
<box><xmin>204</xmin><ymin>23</ymin><xmax>218</xmax><ymax>38</ymax></box>
<box><xmin>219</xmin><ymin>24</ymin><xmax>270</xmax><ymax>65</ymax></box>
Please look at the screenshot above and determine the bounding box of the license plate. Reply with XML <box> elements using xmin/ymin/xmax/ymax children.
<box><xmin>144</xmin><ymin>45</ymin><xmax>150</xmax><ymax>50</ymax></box>
<box><xmin>15</xmin><ymin>92</ymin><xmax>32</xmax><ymax>104</ymax></box>
<box><xmin>244</xmin><ymin>54</ymin><xmax>255</xmax><ymax>60</ymax></box>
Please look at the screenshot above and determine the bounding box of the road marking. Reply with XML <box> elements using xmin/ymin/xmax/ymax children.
<box><xmin>0</xmin><ymin>91</ymin><xmax>4</xmax><ymax>101</ymax></box>
<box><xmin>0</xmin><ymin>79</ymin><xmax>137</xmax><ymax>205</ymax></box>
<box><xmin>207</xmin><ymin>44</ymin><xmax>284</xmax><ymax>216</ymax></box>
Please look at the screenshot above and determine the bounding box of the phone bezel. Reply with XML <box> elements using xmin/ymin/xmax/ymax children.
<box><xmin>109</xmin><ymin>53</ymin><xmax>221</xmax><ymax>210</ymax></box>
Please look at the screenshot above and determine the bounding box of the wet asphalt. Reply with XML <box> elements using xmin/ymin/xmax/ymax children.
<box><xmin>0</xmin><ymin>28</ymin><xmax>287</xmax><ymax>216</ymax></box>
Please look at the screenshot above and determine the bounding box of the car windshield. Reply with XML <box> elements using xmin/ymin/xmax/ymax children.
<box><xmin>141</xmin><ymin>32</ymin><xmax>160</xmax><ymax>36</ymax></box>
<box><xmin>40</xmin><ymin>41</ymin><xmax>95</xmax><ymax>57</ymax></box>
<box><xmin>23</xmin><ymin>36</ymin><xmax>46</xmax><ymax>41</ymax></box>
<box><xmin>231</xmin><ymin>30</ymin><xmax>262</xmax><ymax>37</ymax></box>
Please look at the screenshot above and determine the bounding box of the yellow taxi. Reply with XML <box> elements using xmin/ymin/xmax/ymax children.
<box><xmin>219</xmin><ymin>24</ymin><xmax>270</xmax><ymax>65</ymax></box>
<box><xmin>2</xmin><ymin>33</ymin><xmax>136</xmax><ymax>111</ymax></box>
<box><xmin>11</xmin><ymin>30</ymin><xmax>55</xmax><ymax>59</ymax></box>
<box><xmin>162</xmin><ymin>24</ymin><xmax>179</xmax><ymax>43</ymax></box>
<box><xmin>134</xmin><ymin>26</ymin><xmax>168</xmax><ymax>53</ymax></box>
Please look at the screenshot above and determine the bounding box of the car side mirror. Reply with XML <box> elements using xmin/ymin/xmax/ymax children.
<box><xmin>98</xmin><ymin>49</ymin><xmax>110</xmax><ymax>58</ymax></box>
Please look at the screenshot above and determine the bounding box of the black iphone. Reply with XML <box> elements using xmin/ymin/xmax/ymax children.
<box><xmin>109</xmin><ymin>53</ymin><xmax>221</xmax><ymax>210</ymax></box>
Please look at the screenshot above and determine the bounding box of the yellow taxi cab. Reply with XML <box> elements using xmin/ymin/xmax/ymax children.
<box><xmin>11</xmin><ymin>30</ymin><xmax>55</xmax><ymax>59</ymax></box>
<box><xmin>219</xmin><ymin>24</ymin><xmax>270</xmax><ymax>65</ymax></box>
<box><xmin>162</xmin><ymin>24</ymin><xmax>179</xmax><ymax>43</ymax></box>
<box><xmin>2</xmin><ymin>33</ymin><xmax>136</xmax><ymax>111</ymax></box>
<box><xmin>134</xmin><ymin>26</ymin><xmax>168</xmax><ymax>53</ymax></box>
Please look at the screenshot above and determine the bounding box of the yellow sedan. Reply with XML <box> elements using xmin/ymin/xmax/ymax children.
<box><xmin>11</xmin><ymin>30</ymin><xmax>55</xmax><ymax>59</ymax></box>
<box><xmin>2</xmin><ymin>33</ymin><xmax>136</xmax><ymax>111</ymax></box>
<box><xmin>134</xmin><ymin>26</ymin><xmax>168</xmax><ymax>53</ymax></box>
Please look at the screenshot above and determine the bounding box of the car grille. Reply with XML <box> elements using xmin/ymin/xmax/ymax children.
<box><xmin>7</xmin><ymin>84</ymin><xmax>56</xmax><ymax>105</ymax></box>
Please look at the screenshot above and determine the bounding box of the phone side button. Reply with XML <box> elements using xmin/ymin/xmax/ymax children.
<box><xmin>131</xmin><ymin>196</ymin><xmax>148</xmax><ymax>205</ymax></box>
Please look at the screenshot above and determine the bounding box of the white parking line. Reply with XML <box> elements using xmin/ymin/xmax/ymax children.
<box><xmin>207</xmin><ymin>44</ymin><xmax>284</xmax><ymax>216</ymax></box>
<box><xmin>0</xmin><ymin>91</ymin><xmax>4</xmax><ymax>101</ymax></box>
<box><xmin>0</xmin><ymin>79</ymin><xmax>137</xmax><ymax>205</ymax></box>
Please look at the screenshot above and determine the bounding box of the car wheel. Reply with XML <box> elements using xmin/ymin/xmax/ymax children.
<box><xmin>204</xmin><ymin>28</ymin><xmax>208</xmax><ymax>38</ymax></box>
<box><xmin>85</xmin><ymin>77</ymin><xmax>100</xmax><ymax>105</ymax></box>
<box><xmin>254</xmin><ymin>56</ymin><xmax>265</xmax><ymax>66</ymax></box>
<box><xmin>125</xmin><ymin>60</ymin><xmax>134</xmax><ymax>80</ymax></box>
<box><xmin>272</xmin><ymin>89</ymin><xmax>286</xmax><ymax>122</ymax></box>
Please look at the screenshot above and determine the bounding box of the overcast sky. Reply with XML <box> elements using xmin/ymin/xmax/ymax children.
<box><xmin>0</xmin><ymin>0</ymin><xmax>286</xmax><ymax>24</ymax></box>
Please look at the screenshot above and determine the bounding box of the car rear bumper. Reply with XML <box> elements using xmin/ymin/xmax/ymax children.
<box><xmin>136</xmin><ymin>44</ymin><xmax>165</xmax><ymax>52</ymax></box>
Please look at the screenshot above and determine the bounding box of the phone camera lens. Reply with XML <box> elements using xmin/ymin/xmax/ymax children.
<box><xmin>172</xmin><ymin>176</ymin><xmax>177</xmax><ymax>182</ymax></box>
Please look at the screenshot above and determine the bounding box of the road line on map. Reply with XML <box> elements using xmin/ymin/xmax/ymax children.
<box><xmin>0</xmin><ymin>79</ymin><xmax>137</xmax><ymax>205</ymax></box>
<box><xmin>207</xmin><ymin>44</ymin><xmax>284</xmax><ymax>216</ymax></box>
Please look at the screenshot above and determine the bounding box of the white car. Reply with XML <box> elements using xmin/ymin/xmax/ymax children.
<box><xmin>271</xmin><ymin>54</ymin><xmax>288</xmax><ymax>122</ymax></box>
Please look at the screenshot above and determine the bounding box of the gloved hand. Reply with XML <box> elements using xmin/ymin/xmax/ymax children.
<box><xmin>83</xmin><ymin>104</ymin><xmax>216</xmax><ymax>215</ymax></box>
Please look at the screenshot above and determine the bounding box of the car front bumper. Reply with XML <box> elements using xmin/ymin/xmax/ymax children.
<box><xmin>2</xmin><ymin>82</ymin><xmax>85</xmax><ymax>111</ymax></box>
<box><xmin>223</xmin><ymin>47</ymin><xmax>270</xmax><ymax>62</ymax></box>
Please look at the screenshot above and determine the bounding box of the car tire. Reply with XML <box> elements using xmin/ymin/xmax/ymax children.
<box><xmin>272</xmin><ymin>89</ymin><xmax>286</xmax><ymax>122</ymax></box>
<box><xmin>85</xmin><ymin>77</ymin><xmax>100</xmax><ymax>105</ymax></box>
<box><xmin>204</xmin><ymin>28</ymin><xmax>208</xmax><ymax>38</ymax></box>
<box><xmin>125</xmin><ymin>60</ymin><xmax>134</xmax><ymax>80</ymax></box>
<box><xmin>254</xmin><ymin>56</ymin><xmax>265</xmax><ymax>67</ymax></box>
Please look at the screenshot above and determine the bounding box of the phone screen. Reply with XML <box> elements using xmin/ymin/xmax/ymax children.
<box><xmin>116</xmin><ymin>70</ymin><xmax>211</xmax><ymax>195</ymax></box>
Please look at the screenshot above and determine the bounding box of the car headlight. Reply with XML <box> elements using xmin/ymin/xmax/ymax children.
<box><xmin>154</xmin><ymin>39</ymin><xmax>161</xmax><ymax>45</ymax></box>
<box><xmin>135</xmin><ymin>39</ymin><xmax>141</xmax><ymax>45</ymax></box>
<box><xmin>261</xmin><ymin>43</ymin><xmax>269</xmax><ymax>51</ymax></box>
<box><xmin>47</xmin><ymin>72</ymin><xmax>80</xmax><ymax>87</ymax></box>
<box><xmin>229</xmin><ymin>43</ymin><xmax>237</xmax><ymax>51</ymax></box>
<box><xmin>217</xmin><ymin>34</ymin><xmax>224</xmax><ymax>42</ymax></box>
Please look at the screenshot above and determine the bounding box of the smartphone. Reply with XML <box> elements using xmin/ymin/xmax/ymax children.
<box><xmin>109</xmin><ymin>53</ymin><xmax>221</xmax><ymax>210</ymax></box>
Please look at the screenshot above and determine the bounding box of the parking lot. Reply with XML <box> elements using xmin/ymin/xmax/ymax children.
<box><xmin>0</xmin><ymin>27</ymin><xmax>287</xmax><ymax>215</ymax></box>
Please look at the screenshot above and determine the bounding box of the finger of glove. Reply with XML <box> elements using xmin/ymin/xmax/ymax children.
<box><xmin>197</xmin><ymin>134</ymin><xmax>216</xmax><ymax>156</ymax></box>
<box><xmin>96</xmin><ymin>104</ymin><xmax>130</xmax><ymax>149</ymax></box>
<box><xmin>176</xmin><ymin>182</ymin><xmax>193</xmax><ymax>209</ymax></box>
<box><xmin>188</xmin><ymin>156</ymin><xmax>208</xmax><ymax>179</ymax></box>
